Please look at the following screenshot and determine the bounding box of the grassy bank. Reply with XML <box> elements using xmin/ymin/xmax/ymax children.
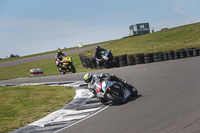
<box><xmin>0</xmin><ymin>85</ymin><xmax>75</xmax><ymax>133</ymax></box>
<box><xmin>81</xmin><ymin>22</ymin><xmax>200</xmax><ymax>57</ymax></box>
<box><xmin>0</xmin><ymin>53</ymin><xmax>97</xmax><ymax>80</ymax></box>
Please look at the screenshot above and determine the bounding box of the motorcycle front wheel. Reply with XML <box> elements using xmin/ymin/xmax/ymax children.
<box><xmin>106</xmin><ymin>93</ymin><xmax>126</xmax><ymax>104</ymax></box>
<box><xmin>126</xmin><ymin>84</ymin><xmax>138</xmax><ymax>98</ymax></box>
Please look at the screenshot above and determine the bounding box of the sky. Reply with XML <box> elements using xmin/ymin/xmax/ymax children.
<box><xmin>0</xmin><ymin>0</ymin><xmax>200</xmax><ymax>58</ymax></box>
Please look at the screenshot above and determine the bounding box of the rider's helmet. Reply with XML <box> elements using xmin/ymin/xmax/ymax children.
<box><xmin>96</xmin><ymin>46</ymin><xmax>100</xmax><ymax>51</ymax></box>
<box><xmin>84</xmin><ymin>73</ymin><xmax>93</xmax><ymax>84</ymax></box>
<box><xmin>57</xmin><ymin>48</ymin><xmax>62</xmax><ymax>54</ymax></box>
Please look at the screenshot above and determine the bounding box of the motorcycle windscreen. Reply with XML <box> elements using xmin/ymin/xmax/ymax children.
<box><xmin>124</xmin><ymin>88</ymin><xmax>131</xmax><ymax>99</ymax></box>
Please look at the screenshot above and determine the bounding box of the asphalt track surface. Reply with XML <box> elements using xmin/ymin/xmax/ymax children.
<box><xmin>1</xmin><ymin>56</ymin><xmax>200</xmax><ymax>133</ymax></box>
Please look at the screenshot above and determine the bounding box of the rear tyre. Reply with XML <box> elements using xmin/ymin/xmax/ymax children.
<box><xmin>99</xmin><ymin>98</ymin><xmax>108</xmax><ymax>104</ymax></box>
<box><xmin>71</xmin><ymin>65</ymin><xmax>76</xmax><ymax>73</ymax></box>
<box><xmin>103</xmin><ymin>61</ymin><xmax>110</xmax><ymax>69</ymax></box>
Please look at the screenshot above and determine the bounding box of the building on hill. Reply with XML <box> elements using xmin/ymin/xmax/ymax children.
<box><xmin>129</xmin><ymin>23</ymin><xmax>150</xmax><ymax>36</ymax></box>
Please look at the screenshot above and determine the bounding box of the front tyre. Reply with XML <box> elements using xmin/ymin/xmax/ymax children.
<box><xmin>106</xmin><ymin>93</ymin><xmax>126</xmax><ymax>104</ymax></box>
<box><xmin>126</xmin><ymin>84</ymin><xmax>138</xmax><ymax>98</ymax></box>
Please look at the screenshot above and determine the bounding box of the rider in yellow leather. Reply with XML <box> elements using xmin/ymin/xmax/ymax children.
<box><xmin>60</xmin><ymin>56</ymin><xmax>71</xmax><ymax>72</ymax></box>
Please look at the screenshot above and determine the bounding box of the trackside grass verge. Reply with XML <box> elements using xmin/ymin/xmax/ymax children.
<box><xmin>0</xmin><ymin>85</ymin><xmax>75</xmax><ymax>133</ymax></box>
<box><xmin>0</xmin><ymin>53</ymin><xmax>98</xmax><ymax>80</ymax></box>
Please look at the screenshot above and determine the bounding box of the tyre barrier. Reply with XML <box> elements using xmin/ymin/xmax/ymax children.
<box><xmin>79</xmin><ymin>47</ymin><xmax>200</xmax><ymax>69</ymax></box>
<box><xmin>193</xmin><ymin>48</ymin><xmax>200</xmax><ymax>56</ymax></box>
<box><xmin>30</xmin><ymin>68</ymin><xmax>43</xmax><ymax>76</ymax></box>
<box><xmin>114</xmin><ymin>56</ymin><xmax>119</xmax><ymax>65</ymax></box>
<box><xmin>174</xmin><ymin>50</ymin><xmax>181</xmax><ymax>59</ymax></box>
<box><xmin>127</xmin><ymin>54</ymin><xmax>135</xmax><ymax>65</ymax></box>
<box><xmin>168</xmin><ymin>51</ymin><xmax>175</xmax><ymax>60</ymax></box>
<box><xmin>135</xmin><ymin>54</ymin><xmax>144</xmax><ymax>64</ymax></box>
<box><xmin>186</xmin><ymin>48</ymin><xmax>193</xmax><ymax>57</ymax></box>
<box><xmin>144</xmin><ymin>53</ymin><xmax>154</xmax><ymax>63</ymax></box>
<box><xmin>90</xmin><ymin>57</ymin><xmax>97</xmax><ymax>69</ymax></box>
<box><xmin>163</xmin><ymin>52</ymin><xmax>169</xmax><ymax>61</ymax></box>
<box><xmin>180</xmin><ymin>49</ymin><xmax>187</xmax><ymax>58</ymax></box>
<box><xmin>119</xmin><ymin>54</ymin><xmax>128</xmax><ymax>67</ymax></box>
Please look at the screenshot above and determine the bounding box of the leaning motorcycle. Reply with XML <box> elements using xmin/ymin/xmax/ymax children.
<box><xmin>94</xmin><ymin>78</ymin><xmax>138</xmax><ymax>104</ymax></box>
<box><xmin>96</xmin><ymin>50</ymin><xmax>119</xmax><ymax>69</ymax></box>
<box><xmin>56</xmin><ymin>56</ymin><xmax>76</xmax><ymax>74</ymax></box>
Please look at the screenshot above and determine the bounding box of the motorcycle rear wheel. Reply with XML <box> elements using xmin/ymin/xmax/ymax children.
<box><xmin>99</xmin><ymin>98</ymin><xmax>108</xmax><ymax>104</ymax></box>
<box><xmin>71</xmin><ymin>65</ymin><xmax>76</xmax><ymax>73</ymax></box>
<box><xmin>103</xmin><ymin>60</ymin><xmax>110</xmax><ymax>69</ymax></box>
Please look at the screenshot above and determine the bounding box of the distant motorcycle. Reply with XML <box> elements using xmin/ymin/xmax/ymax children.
<box><xmin>96</xmin><ymin>50</ymin><xmax>119</xmax><ymax>69</ymax></box>
<box><xmin>94</xmin><ymin>77</ymin><xmax>138</xmax><ymax>104</ymax></box>
<box><xmin>56</xmin><ymin>56</ymin><xmax>76</xmax><ymax>74</ymax></box>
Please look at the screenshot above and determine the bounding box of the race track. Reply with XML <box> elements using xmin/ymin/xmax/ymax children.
<box><xmin>1</xmin><ymin>56</ymin><xmax>200</xmax><ymax>133</ymax></box>
<box><xmin>0</xmin><ymin>44</ymin><xmax>108</xmax><ymax>68</ymax></box>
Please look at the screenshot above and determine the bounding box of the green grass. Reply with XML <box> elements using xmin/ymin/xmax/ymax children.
<box><xmin>0</xmin><ymin>22</ymin><xmax>200</xmax><ymax>133</ymax></box>
<box><xmin>0</xmin><ymin>85</ymin><xmax>75</xmax><ymax>133</ymax></box>
<box><xmin>0</xmin><ymin>53</ymin><xmax>98</xmax><ymax>80</ymax></box>
<box><xmin>81</xmin><ymin>22</ymin><xmax>200</xmax><ymax>57</ymax></box>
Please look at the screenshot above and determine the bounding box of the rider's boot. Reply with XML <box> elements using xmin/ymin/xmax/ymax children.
<box><xmin>64</xmin><ymin>66</ymin><xmax>70</xmax><ymax>72</ymax></box>
<box><xmin>96</xmin><ymin>60</ymin><xmax>100</xmax><ymax>66</ymax></box>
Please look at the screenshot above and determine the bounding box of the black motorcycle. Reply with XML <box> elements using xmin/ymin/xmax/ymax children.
<box><xmin>93</xmin><ymin>78</ymin><xmax>138</xmax><ymax>104</ymax></box>
<box><xmin>96</xmin><ymin>50</ymin><xmax>119</xmax><ymax>69</ymax></box>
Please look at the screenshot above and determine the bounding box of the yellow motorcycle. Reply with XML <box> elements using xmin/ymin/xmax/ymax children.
<box><xmin>56</xmin><ymin>56</ymin><xmax>76</xmax><ymax>74</ymax></box>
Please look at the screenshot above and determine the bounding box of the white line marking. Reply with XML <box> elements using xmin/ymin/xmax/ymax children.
<box><xmin>53</xmin><ymin>106</ymin><xmax>109</xmax><ymax>133</ymax></box>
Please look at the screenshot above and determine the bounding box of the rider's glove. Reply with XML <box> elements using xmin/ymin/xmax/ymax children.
<box><xmin>103</xmin><ymin>56</ymin><xmax>108</xmax><ymax>60</ymax></box>
<box><xmin>99</xmin><ymin>73</ymin><xmax>104</xmax><ymax>78</ymax></box>
<box><xmin>97</xmin><ymin>92</ymin><xmax>103</xmax><ymax>98</ymax></box>
<box><xmin>122</xmin><ymin>80</ymin><xmax>127</xmax><ymax>85</ymax></box>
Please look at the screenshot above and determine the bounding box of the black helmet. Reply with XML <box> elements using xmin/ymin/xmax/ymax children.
<box><xmin>96</xmin><ymin>46</ymin><xmax>100</xmax><ymax>51</ymax></box>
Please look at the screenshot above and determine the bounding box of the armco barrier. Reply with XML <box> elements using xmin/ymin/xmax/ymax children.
<box><xmin>79</xmin><ymin>47</ymin><xmax>200</xmax><ymax>69</ymax></box>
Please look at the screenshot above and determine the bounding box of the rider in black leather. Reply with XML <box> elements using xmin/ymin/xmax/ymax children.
<box><xmin>94</xmin><ymin>46</ymin><xmax>108</xmax><ymax>65</ymax></box>
<box><xmin>55</xmin><ymin>48</ymin><xmax>67</xmax><ymax>62</ymax></box>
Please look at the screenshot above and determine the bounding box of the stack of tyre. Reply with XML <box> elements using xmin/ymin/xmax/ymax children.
<box><xmin>79</xmin><ymin>47</ymin><xmax>200</xmax><ymax>69</ymax></box>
